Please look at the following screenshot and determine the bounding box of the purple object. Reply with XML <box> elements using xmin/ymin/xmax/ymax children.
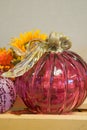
<box><xmin>16</xmin><ymin>51</ymin><xmax>87</xmax><ymax>114</ymax></box>
<box><xmin>0</xmin><ymin>78</ymin><xmax>16</xmax><ymax>113</ymax></box>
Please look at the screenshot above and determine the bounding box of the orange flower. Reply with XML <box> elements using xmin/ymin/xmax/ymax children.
<box><xmin>0</xmin><ymin>48</ymin><xmax>14</xmax><ymax>71</ymax></box>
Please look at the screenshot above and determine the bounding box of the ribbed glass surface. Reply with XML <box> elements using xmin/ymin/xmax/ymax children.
<box><xmin>16</xmin><ymin>51</ymin><xmax>87</xmax><ymax>114</ymax></box>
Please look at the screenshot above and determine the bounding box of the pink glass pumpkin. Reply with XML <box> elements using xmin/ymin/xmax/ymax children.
<box><xmin>0</xmin><ymin>77</ymin><xmax>16</xmax><ymax>113</ymax></box>
<box><xmin>16</xmin><ymin>50</ymin><xmax>87</xmax><ymax>114</ymax></box>
<box><xmin>3</xmin><ymin>32</ymin><xmax>87</xmax><ymax>114</ymax></box>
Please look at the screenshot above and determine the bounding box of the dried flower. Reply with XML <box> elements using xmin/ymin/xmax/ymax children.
<box><xmin>0</xmin><ymin>48</ymin><xmax>14</xmax><ymax>71</ymax></box>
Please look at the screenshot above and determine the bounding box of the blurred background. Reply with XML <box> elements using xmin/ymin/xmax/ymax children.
<box><xmin>0</xmin><ymin>0</ymin><xmax>87</xmax><ymax>61</ymax></box>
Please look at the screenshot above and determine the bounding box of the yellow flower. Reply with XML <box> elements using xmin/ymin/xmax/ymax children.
<box><xmin>11</xmin><ymin>30</ymin><xmax>47</xmax><ymax>52</ymax></box>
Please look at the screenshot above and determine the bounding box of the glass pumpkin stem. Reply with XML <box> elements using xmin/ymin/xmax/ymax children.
<box><xmin>48</xmin><ymin>32</ymin><xmax>72</xmax><ymax>52</ymax></box>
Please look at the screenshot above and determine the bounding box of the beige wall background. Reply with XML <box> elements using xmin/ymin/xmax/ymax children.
<box><xmin>0</xmin><ymin>0</ymin><xmax>87</xmax><ymax>61</ymax></box>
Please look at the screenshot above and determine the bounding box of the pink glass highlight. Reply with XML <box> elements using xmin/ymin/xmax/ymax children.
<box><xmin>15</xmin><ymin>51</ymin><xmax>87</xmax><ymax>114</ymax></box>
